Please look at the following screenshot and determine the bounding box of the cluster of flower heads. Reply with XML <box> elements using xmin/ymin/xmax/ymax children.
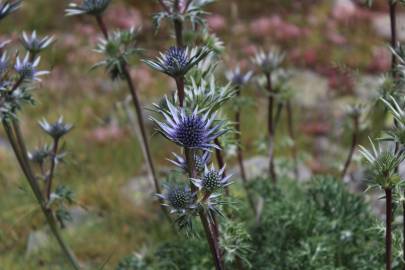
<box><xmin>0</xmin><ymin>1</ymin><xmax>53</xmax><ymax>121</ymax></box>
<box><xmin>152</xmin><ymin>96</ymin><xmax>232</xmax><ymax>230</ymax></box>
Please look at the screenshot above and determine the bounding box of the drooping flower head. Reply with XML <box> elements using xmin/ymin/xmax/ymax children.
<box><xmin>156</xmin><ymin>184</ymin><xmax>195</xmax><ymax>214</ymax></box>
<box><xmin>14</xmin><ymin>53</ymin><xmax>49</xmax><ymax>81</ymax></box>
<box><xmin>169</xmin><ymin>151</ymin><xmax>211</xmax><ymax>175</ymax></box>
<box><xmin>152</xmin><ymin>97</ymin><xmax>227</xmax><ymax>150</ymax></box>
<box><xmin>0</xmin><ymin>0</ymin><xmax>21</xmax><ymax>21</ymax></box>
<box><xmin>28</xmin><ymin>145</ymin><xmax>51</xmax><ymax>166</ymax></box>
<box><xmin>252</xmin><ymin>48</ymin><xmax>285</xmax><ymax>75</ymax></box>
<box><xmin>225</xmin><ymin>66</ymin><xmax>253</xmax><ymax>88</ymax></box>
<box><xmin>21</xmin><ymin>31</ymin><xmax>55</xmax><ymax>55</ymax></box>
<box><xmin>39</xmin><ymin>116</ymin><xmax>73</xmax><ymax>140</ymax></box>
<box><xmin>192</xmin><ymin>164</ymin><xmax>232</xmax><ymax>193</ymax></box>
<box><xmin>65</xmin><ymin>0</ymin><xmax>111</xmax><ymax>16</ymax></box>
<box><xmin>143</xmin><ymin>46</ymin><xmax>211</xmax><ymax>78</ymax></box>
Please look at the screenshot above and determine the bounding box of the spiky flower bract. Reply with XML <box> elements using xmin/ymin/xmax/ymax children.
<box><xmin>359</xmin><ymin>139</ymin><xmax>405</xmax><ymax>189</ymax></box>
<box><xmin>39</xmin><ymin>117</ymin><xmax>73</xmax><ymax>140</ymax></box>
<box><xmin>0</xmin><ymin>0</ymin><xmax>21</xmax><ymax>21</ymax></box>
<box><xmin>65</xmin><ymin>0</ymin><xmax>111</xmax><ymax>16</ymax></box>
<box><xmin>192</xmin><ymin>165</ymin><xmax>232</xmax><ymax>193</ymax></box>
<box><xmin>226</xmin><ymin>66</ymin><xmax>253</xmax><ymax>87</ymax></box>
<box><xmin>14</xmin><ymin>53</ymin><xmax>49</xmax><ymax>81</ymax></box>
<box><xmin>0</xmin><ymin>52</ymin><xmax>8</xmax><ymax>75</ymax></box>
<box><xmin>252</xmin><ymin>48</ymin><xmax>285</xmax><ymax>75</ymax></box>
<box><xmin>153</xmin><ymin>0</ymin><xmax>214</xmax><ymax>31</ymax></box>
<box><xmin>21</xmin><ymin>31</ymin><xmax>55</xmax><ymax>55</ymax></box>
<box><xmin>93</xmin><ymin>28</ymin><xmax>142</xmax><ymax>80</ymax></box>
<box><xmin>152</xmin><ymin>97</ymin><xmax>227</xmax><ymax>150</ymax></box>
<box><xmin>169</xmin><ymin>151</ymin><xmax>211</xmax><ymax>174</ymax></box>
<box><xmin>143</xmin><ymin>46</ymin><xmax>211</xmax><ymax>78</ymax></box>
<box><xmin>28</xmin><ymin>145</ymin><xmax>51</xmax><ymax>166</ymax></box>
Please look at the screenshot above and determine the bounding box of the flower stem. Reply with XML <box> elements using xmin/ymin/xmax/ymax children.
<box><xmin>93</xmin><ymin>15</ymin><xmax>162</xmax><ymax>196</ymax></box>
<box><xmin>185</xmin><ymin>148</ymin><xmax>223</xmax><ymax>269</ymax></box>
<box><xmin>385</xmin><ymin>188</ymin><xmax>393</xmax><ymax>270</ymax></box>
<box><xmin>286</xmin><ymin>101</ymin><xmax>298</xmax><ymax>179</ymax></box>
<box><xmin>235</xmin><ymin>87</ymin><xmax>255</xmax><ymax>213</ymax></box>
<box><xmin>389</xmin><ymin>1</ymin><xmax>397</xmax><ymax>71</ymax></box>
<box><xmin>341</xmin><ymin>116</ymin><xmax>358</xmax><ymax>179</ymax></box>
<box><xmin>2</xmin><ymin>121</ymin><xmax>80</xmax><ymax>269</ymax></box>
<box><xmin>175</xmin><ymin>76</ymin><xmax>185</xmax><ymax>107</ymax></box>
<box><xmin>265</xmin><ymin>73</ymin><xmax>277</xmax><ymax>183</ymax></box>
<box><xmin>46</xmin><ymin>138</ymin><xmax>59</xmax><ymax>200</ymax></box>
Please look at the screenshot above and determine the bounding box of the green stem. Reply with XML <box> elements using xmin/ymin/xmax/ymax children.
<box><xmin>265</xmin><ymin>73</ymin><xmax>277</xmax><ymax>183</ymax></box>
<box><xmin>3</xmin><ymin>121</ymin><xmax>80</xmax><ymax>269</ymax></box>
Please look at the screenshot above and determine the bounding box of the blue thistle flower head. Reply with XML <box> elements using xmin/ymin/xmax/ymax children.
<box><xmin>192</xmin><ymin>164</ymin><xmax>232</xmax><ymax>193</ymax></box>
<box><xmin>143</xmin><ymin>46</ymin><xmax>211</xmax><ymax>78</ymax></box>
<box><xmin>169</xmin><ymin>151</ymin><xmax>211</xmax><ymax>174</ymax></box>
<box><xmin>152</xmin><ymin>97</ymin><xmax>227</xmax><ymax>150</ymax></box>
<box><xmin>252</xmin><ymin>48</ymin><xmax>285</xmax><ymax>75</ymax></box>
<box><xmin>226</xmin><ymin>66</ymin><xmax>253</xmax><ymax>87</ymax></box>
<box><xmin>14</xmin><ymin>53</ymin><xmax>49</xmax><ymax>81</ymax></box>
<box><xmin>21</xmin><ymin>31</ymin><xmax>55</xmax><ymax>55</ymax></box>
<box><xmin>39</xmin><ymin>116</ymin><xmax>73</xmax><ymax>140</ymax></box>
<box><xmin>0</xmin><ymin>0</ymin><xmax>21</xmax><ymax>21</ymax></box>
<box><xmin>156</xmin><ymin>184</ymin><xmax>196</xmax><ymax>214</ymax></box>
<box><xmin>65</xmin><ymin>0</ymin><xmax>111</xmax><ymax>16</ymax></box>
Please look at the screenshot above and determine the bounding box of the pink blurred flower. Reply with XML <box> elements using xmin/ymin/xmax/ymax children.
<box><xmin>106</xmin><ymin>5</ymin><xmax>142</xmax><ymax>29</ymax></box>
<box><xmin>88</xmin><ymin>123</ymin><xmax>125</xmax><ymax>144</ymax></box>
<box><xmin>207</xmin><ymin>15</ymin><xmax>226</xmax><ymax>32</ymax></box>
<box><xmin>367</xmin><ymin>47</ymin><xmax>391</xmax><ymax>73</ymax></box>
<box><xmin>332</xmin><ymin>0</ymin><xmax>357</xmax><ymax>21</ymax></box>
<box><xmin>327</xmin><ymin>32</ymin><xmax>347</xmax><ymax>45</ymax></box>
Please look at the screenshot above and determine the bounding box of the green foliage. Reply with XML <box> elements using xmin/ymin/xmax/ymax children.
<box><xmin>249</xmin><ymin>176</ymin><xmax>385</xmax><ymax>270</ymax></box>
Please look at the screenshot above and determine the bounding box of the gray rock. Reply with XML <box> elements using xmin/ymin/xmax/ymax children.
<box><xmin>373</xmin><ymin>13</ymin><xmax>405</xmax><ymax>42</ymax></box>
<box><xmin>122</xmin><ymin>175</ymin><xmax>155</xmax><ymax>206</ymax></box>
<box><xmin>288</xmin><ymin>70</ymin><xmax>329</xmax><ymax>108</ymax></box>
<box><xmin>26</xmin><ymin>229</ymin><xmax>49</xmax><ymax>256</ymax></box>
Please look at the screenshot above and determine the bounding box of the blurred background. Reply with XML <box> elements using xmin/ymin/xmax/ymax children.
<box><xmin>0</xmin><ymin>0</ymin><xmax>401</xmax><ymax>268</ymax></box>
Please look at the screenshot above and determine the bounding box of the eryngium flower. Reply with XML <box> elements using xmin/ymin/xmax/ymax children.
<box><xmin>169</xmin><ymin>151</ymin><xmax>211</xmax><ymax>175</ymax></box>
<box><xmin>192</xmin><ymin>165</ymin><xmax>232</xmax><ymax>193</ymax></box>
<box><xmin>359</xmin><ymin>139</ymin><xmax>405</xmax><ymax>189</ymax></box>
<box><xmin>28</xmin><ymin>145</ymin><xmax>51</xmax><ymax>166</ymax></box>
<box><xmin>93</xmin><ymin>28</ymin><xmax>141</xmax><ymax>80</ymax></box>
<box><xmin>252</xmin><ymin>49</ymin><xmax>285</xmax><ymax>75</ymax></box>
<box><xmin>21</xmin><ymin>31</ymin><xmax>55</xmax><ymax>55</ymax></box>
<box><xmin>143</xmin><ymin>46</ymin><xmax>210</xmax><ymax>78</ymax></box>
<box><xmin>152</xmin><ymin>97</ymin><xmax>226</xmax><ymax>150</ymax></box>
<box><xmin>226</xmin><ymin>66</ymin><xmax>253</xmax><ymax>87</ymax></box>
<box><xmin>39</xmin><ymin>117</ymin><xmax>73</xmax><ymax>140</ymax></box>
<box><xmin>0</xmin><ymin>0</ymin><xmax>21</xmax><ymax>20</ymax></box>
<box><xmin>156</xmin><ymin>184</ymin><xmax>195</xmax><ymax>214</ymax></box>
<box><xmin>14</xmin><ymin>53</ymin><xmax>49</xmax><ymax>81</ymax></box>
<box><xmin>65</xmin><ymin>0</ymin><xmax>111</xmax><ymax>16</ymax></box>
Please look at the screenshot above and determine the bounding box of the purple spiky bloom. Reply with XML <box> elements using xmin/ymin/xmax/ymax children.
<box><xmin>0</xmin><ymin>53</ymin><xmax>8</xmax><ymax>75</ymax></box>
<box><xmin>21</xmin><ymin>31</ymin><xmax>55</xmax><ymax>54</ymax></box>
<box><xmin>226</xmin><ymin>66</ymin><xmax>253</xmax><ymax>87</ymax></box>
<box><xmin>192</xmin><ymin>164</ymin><xmax>232</xmax><ymax>193</ymax></box>
<box><xmin>152</xmin><ymin>97</ymin><xmax>227</xmax><ymax>150</ymax></box>
<box><xmin>14</xmin><ymin>53</ymin><xmax>49</xmax><ymax>81</ymax></box>
<box><xmin>156</xmin><ymin>184</ymin><xmax>195</xmax><ymax>214</ymax></box>
<box><xmin>0</xmin><ymin>0</ymin><xmax>21</xmax><ymax>20</ymax></box>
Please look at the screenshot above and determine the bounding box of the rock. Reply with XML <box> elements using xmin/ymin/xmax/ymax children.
<box><xmin>373</xmin><ymin>13</ymin><xmax>405</xmax><ymax>42</ymax></box>
<box><xmin>26</xmin><ymin>229</ymin><xmax>49</xmax><ymax>256</ymax></box>
<box><xmin>354</xmin><ymin>75</ymin><xmax>381</xmax><ymax>101</ymax></box>
<box><xmin>288</xmin><ymin>70</ymin><xmax>329</xmax><ymax>107</ymax></box>
<box><xmin>121</xmin><ymin>175</ymin><xmax>155</xmax><ymax>206</ymax></box>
